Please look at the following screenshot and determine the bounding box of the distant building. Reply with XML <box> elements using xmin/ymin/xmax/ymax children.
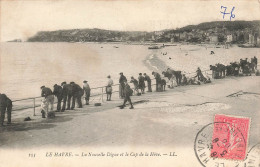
<box><xmin>226</xmin><ymin>34</ymin><xmax>233</xmax><ymax>43</ymax></box>
<box><xmin>209</xmin><ymin>35</ymin><xmax>218</xmax><ymax>43</ymax></box>
<box><xmin>248</xmin><ymin>34</ymin><xmax>254</xmax><ymax>44</ymax></box>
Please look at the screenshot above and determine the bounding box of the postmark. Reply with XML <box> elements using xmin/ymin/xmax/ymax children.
<box><xmin>194</xmin><ymin>115</ymin><xmax>251</xmax><ymax>167</ymax></box>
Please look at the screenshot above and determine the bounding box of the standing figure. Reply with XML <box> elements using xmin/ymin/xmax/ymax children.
<box><xmin>120</xmin><ymin>81</ymin><xmax>134</xmax><ymax>109</ymax></box>
<box><xmin>138</xmin><ymin>73</ymin><xmax>145</xmax><ymax>94</ymax></box>
<box><xmin>61</xmin><ymin>82</ymin><xmax>73</xmax><ymax>111</ymax></box>
<box><xmin>161</xmin><ymin>79</ymin><xmax>166</xmax><ymax>91</ymax></box>
<box><xmin>106</xmin><ymin>75</ymin><xmax>113</xmax><ymax>101</ymax></box>
<box><xmin>143</xmin><ymin>73</ymin><xmax>152</xmax><ymax>92</ymax></box>
<box><xmin>119</xmin><ymin>72</ymin><xmax>127</xmax><ymax>98</ymax></box>
<box><xmin>0</xmin><ymin>94</ymin><xmax>12</xmax><ymax>126</ymax></box>
<box><xmin>83</xmin><ymin>80</ymin><xmax>91</xmax><ymax>105</ymax></box>
<box><xmin>40</xmin><ymin>86</ymin><xmax>54</xmax><ymax>116</ymax></box>
<box><xmin>130</xmin><ymin>76</ymin><xmax>140</xmax><ymax>95</ymax></box>
<box><xmin>53</xmin><ymin>84</ymin><xmax>63</xmax><ymax>112</ymax></box>
<box><xmin>152</xmin><ymin>71</ymin><xmax>162</xmax><ymax>92</ymax></box>
<box><xmin>71</xmin><ymin>82</ymin><xmax>83</xmax><ymax>109</ymax></box>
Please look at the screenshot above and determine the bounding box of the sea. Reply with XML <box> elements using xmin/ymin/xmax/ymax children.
<box><xmin>0</xmin><ymin>42</ymin><xmax>259</xmax><ymax>100</ymax></box>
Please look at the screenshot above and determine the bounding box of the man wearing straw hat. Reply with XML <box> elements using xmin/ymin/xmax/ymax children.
<box><xmin>106</xmin><ymin>75</ymin><xmax>113</xmax><ymax>101</ymax></box>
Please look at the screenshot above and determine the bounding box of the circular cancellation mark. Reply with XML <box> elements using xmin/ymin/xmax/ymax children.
<box><xmin>194</xmin><ymin>122</ymin><xmax>249</xmax><ymax>167</ymax></box>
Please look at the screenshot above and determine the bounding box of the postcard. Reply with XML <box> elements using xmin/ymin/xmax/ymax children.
<box><xmin>0</xmin><ymin>0</ymin><xmax>259</xmax><ymax>166</ymax></box>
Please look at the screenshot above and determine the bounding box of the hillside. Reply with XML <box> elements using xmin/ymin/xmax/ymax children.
<box><xmin>26</xmin><ymin>20</ymin><xmax>260</xmax><ymax>43</ymax></box>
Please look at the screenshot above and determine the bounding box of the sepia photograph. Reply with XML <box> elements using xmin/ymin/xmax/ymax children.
<box><xmin>0</xmin><ymin>0</ymin><xmax>259</xmax><ymax>166</ymax></box>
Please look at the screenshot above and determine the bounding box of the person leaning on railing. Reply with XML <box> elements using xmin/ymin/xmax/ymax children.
<box><xmin>0</xmin><ymin>93</ymin><xmax>12</xmax><ymax>126</ymax></box>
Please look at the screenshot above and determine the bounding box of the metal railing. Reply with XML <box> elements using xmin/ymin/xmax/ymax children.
<box><xmin>11</xmin><ymin>65</ymin><xmax>259</xmax><ymax>116</ymax></box>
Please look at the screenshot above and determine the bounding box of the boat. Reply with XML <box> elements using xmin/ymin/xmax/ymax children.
<box><xmin>148</xmin><ymin>45</ymin><xmax>160</xmax><ymax>49</ymax></box>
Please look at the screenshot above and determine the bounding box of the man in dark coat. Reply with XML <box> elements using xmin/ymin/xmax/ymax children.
<box><xmin>120</xmin><ymin>81</ymin><xmax>134</xmax><ymax>109</ymax></box>
<box><xmin>53</xmin><ymin>84</ymin><xmax>63</xmax><ymax>112</ymax></box>
<box><xmin>119</xmin><ymin>72</ymin><xmax>127</xmax><ymax>98</ymax></box>
<box><xmin>138</xmin><ymin>73</ymin><xmax>145</xmax><ymax>94</ymax></box>
<box><xmin>144</xmin><ymin>73</ymin><xmax>152</xmax><ymax>92</ymax></box>
<box><xmin>71</xmin><ymin>82</ymin><xmax>83</xmax><ymax>109</ymax></box>
<box><xmin>61</xmin><ymin>82</ymin><xmax>73</xmax><ymax>111</ymax></box>
<box><xmin>0</xmin><ymin>93</ymin><xmax>12</xmax><ymax>126</ymax></box>
<box><xmin>152</xmin><ymin>71</ymin><xmax>162</xmax><ymax>92</ymax></box>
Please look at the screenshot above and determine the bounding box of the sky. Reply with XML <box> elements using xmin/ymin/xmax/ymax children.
<box><xmin>1</xmin><ymin>0</ymin><xmax>260</xmax><ymax>42</ymax></box>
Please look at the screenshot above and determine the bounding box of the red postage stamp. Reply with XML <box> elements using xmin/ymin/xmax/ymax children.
<box><xmin>210</xmin><ymin>114</ymin><xmax>250</xmax><ymax>160</ymax></box>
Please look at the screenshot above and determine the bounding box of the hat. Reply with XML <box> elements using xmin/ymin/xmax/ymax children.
<box><xmin>70</xmin><ymin>81</ymin><xmax>75</xmax><ymax>84</ymax></box>
<box><xmin>53</xmin><ymin>84</ymin><xmax>57</xmax><ymax>87</ymax></box>
<box><xmin>119</xmin><ymin>72</ymin><xmax>123</xmax><ymax>75</ymax></box>
<box><xmin>61</xmin><ymin>81</ymin><xmax>66</xmax><ymax>86</ymax></box>
<box><xmin>107</xmin><ymin>75</ymin><xmax>111</xmax><ymax>78</ymax></box>
<box><xmin>139</xmin><ymin>73</ymin><xmax>142</xmax><ymax>75</ymax></box>
<box><xmin>83</xmin><ymin>80</ymin><xmax>88</xmax><ymax>83</ymax></box>
<box><xmin>144</xmin><ymin>73</ymin><xmax>146</xmax><ymax>75</ymax></box>
<box><xmin>131</xmin><ymin>76</ymin><xmax>134</xmax><ymax>79</ymax></box>
<box><xmin>40</xmin><ymin>86</ymin><xmax>45</xmax><ymax>89</ymax></box>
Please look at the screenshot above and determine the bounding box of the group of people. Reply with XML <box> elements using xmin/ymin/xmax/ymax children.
<box><xmin>210</xmin><ymin>56</ymin><xmax>258</xmax><ymax>79</ymax></box>
<box><xmin>40</xmin><ymin>81</ymin><xmax>91</xmax><ymax>118</ymax></box>
<box><xmin>1</xmin><ymin>56</ymin><xmax>258</xmax><ymax>124</ymax></box>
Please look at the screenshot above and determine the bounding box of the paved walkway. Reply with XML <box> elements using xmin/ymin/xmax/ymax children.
<box><xmin>0</xmin><ymin>76</ymin><xmax>259</xmax><ymax>149</ymax></box>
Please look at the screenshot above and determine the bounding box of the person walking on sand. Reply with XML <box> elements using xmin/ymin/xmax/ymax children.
<box><xmin>41</xmin><ymin>86</ymin><xmax>54</xmax><ymax>114</ymax></box>
<box><xmin>120</xmin><ymin>81</ymin><xmax>134</xmax><ymax>109</ymax></box>
<box><xmin>119</xmin><ymin>72</ymin><xmax>127</xmax><ymax>98</ymax></box>
<box><xmin>53</xmin><ymin>84</ymin><xmax>63</xmax><ymax>112</ymax></box>
<box><xmin>83</xmin><ymin>81</ymin><xmax>91</xmax><ymax>105</ymax></box>
<box><xmin>0</xmin><ymin>94</ymin><xmax>12</xmax><ymax>126</ymax></box>
<box><xmin>71</xmin><ymin>82</ymin><xmax>84</xmax><ymax>109</ymax></box>
<box><xmin>106</xmin><ymin>75</ymin><xmax>113</xmax><ymax>101</ymax></box>
<box><xmin>138</xmin><ymin>73</ymin><xmax>145</xmax><ymax>94</ymax></box>
<box><xmin>144</xmin><ymin>73</ymin><xmax>152</xmax><ymax>92</ymax></box>
<box><xmin>61</xmin><ymin>82</ymin><xmax>73</xmax><ymax>111</ymax></box>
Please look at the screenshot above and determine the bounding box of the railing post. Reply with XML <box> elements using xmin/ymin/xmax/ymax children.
<box><xmin>101</xmin><ymin>87</ymin><xmax>104</xmax><ymax>102</ymax></box>
<box><xmin>33</xmin><ymin>98</ymin><xmax>36</xmax><ymax>116</ymax></box>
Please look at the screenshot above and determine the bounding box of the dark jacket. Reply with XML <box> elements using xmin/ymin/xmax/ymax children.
<box><xmin>53</xmin><ymin>85</ymin><xmax>63</xmax><ymax>98</ymax></box>
<box><xmin>130</xmin><ymin>79</ymin><xmax>138</xmax><ymax>87</ymax></box>
<box><xmin>0</xmin><ymin>94</ymin><xmax>8</xmax><ymax>108</ymax></box>
<box><xmin>41</xmin><ymin>87</ymin><xmax>53</xmax><ymax>98</ymax></box>
<box><xmin>124</xmin><ymin>83</ymin><xmax>133</xmax><ymax>96</ymax></box>
<box><xmin>62</xmin><ymin>84</ymin><xmax>73</xmax><ymax>96</ymax></box>
<box><xmin>144</xmin><ymin>75</ymin><xmax>151</xmax><ymax>83</ymax></box>
<box><xmin>71</xmin><ymin>84</ymin><xmax>83</xmax><ymax>95</ymax></box>
<box><xmin>119</xmin><ymin>75</ymin><xmax>127</xmax><ymax>84</ymax></box>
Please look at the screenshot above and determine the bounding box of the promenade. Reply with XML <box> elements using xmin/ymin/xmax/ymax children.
<box><xmin>0</xmin><ymin>76</ymin><xmax>259</xmax><ymax>149</ymax></box>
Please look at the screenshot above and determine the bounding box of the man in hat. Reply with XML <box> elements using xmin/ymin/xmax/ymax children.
<box><xmin>41</xmin><ymin>86</ymin><xmax>54</xmax><ymax>117</ymax></box>
<box><xmin>0</xmin><ymin>93</ymin><xmax>12</xmax><ymax>126</ymax></box>
<box><xmin>61</xmin><ymin>82</ymin><xmax>73</xmax><ymax>111</ymax></box>
<box><xmin>130</xmin><ymin>76</ymin><xmax>139</xmax><ymax>95</ymax></box>
<box><xmin>106</xmin><ymin>75</ymin><xmax>113</xmax><ymax>101</ymax></box>
<box><xmin>53</xmin><ymin>84</ymin><xmax>63</xmax><ymax>112</ymax></box>
<box><xmin>120</xmin><ymin>81</ymin><xmax>134</xmax><ymax>109</ymax></box>
<box><xmin>83</xmin><ymin>80</ymin><xmax>91</xmax><ymax>105</ymax></box>
<box><xmin>152</xmin><ymin>71</ymin><xmax>162</xmax><ymax>92</ymax></box>
<box><xmin>138</xmin><ymin>73</ymin><xmax>145</xmax><ymax>94</ymax></box>
<box><xmin>119</xmin><ymin>72</ymin><xmax>127</xmax><ymax>98</ymax></box>
<box><xmin>144</xmin><ymin>73</ymin><xmax>152</xmax><ymax>92</ymax></box>
<box><xmin>71</xmin><ymin>82</ymin><xmax>84</xmax><ymax>109</ymax></box>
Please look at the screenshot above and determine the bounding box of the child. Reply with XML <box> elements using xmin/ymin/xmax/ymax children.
<box><xmin>40</xmin><ymin>99</ymin><xmax>48</xmax><ymax>118</ymax></box>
